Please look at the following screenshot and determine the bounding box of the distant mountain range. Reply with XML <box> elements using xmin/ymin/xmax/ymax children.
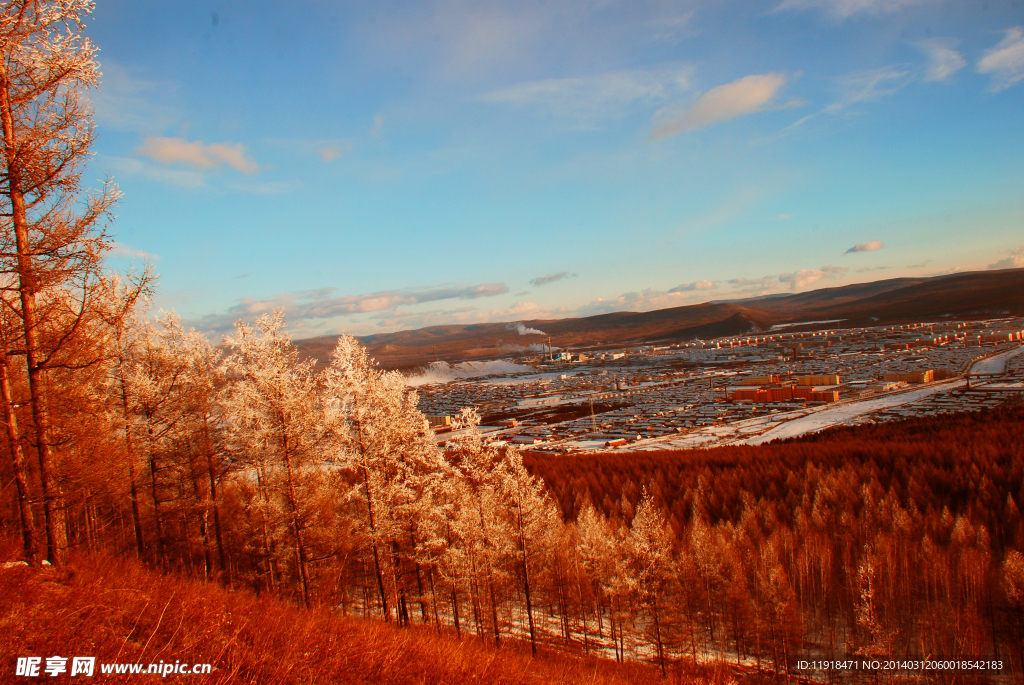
<box><xmin>294</xmin><ymin>269</ymin><xmax>1024</xmax><ymax>369</ymax></box>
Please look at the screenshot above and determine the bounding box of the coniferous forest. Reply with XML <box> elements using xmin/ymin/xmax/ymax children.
<box><xmin>2</xmin><ymin>2</ymin><xmax>1024</xmax><ymax>683</ymax></box>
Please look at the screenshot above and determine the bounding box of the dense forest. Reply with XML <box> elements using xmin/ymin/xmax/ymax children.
<box><xmin>1</xmin><ymin>3</ymin><xmax>1023</xmax><ymax>683</ymax></box>
<box><xmin>527</xmin><ymin>407</ymin><xmax>1024</xmax><ymax>678</ymax></box>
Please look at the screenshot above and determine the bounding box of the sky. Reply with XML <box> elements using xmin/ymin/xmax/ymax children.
<box><xmin>85</xmin><ymin>0</ymin><xmax>1024</xmax><ymax>340</ymax></box>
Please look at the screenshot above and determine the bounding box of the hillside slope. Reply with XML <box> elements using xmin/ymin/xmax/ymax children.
<box><xmin>295</xmin><ymin>268</ymin><xmax>1024</xmax><ymax>368</ymax></box>
<box><xmin>0</xmin><ymin>539</ymin><xmax>688</xmax><ymax>684</ymax></box>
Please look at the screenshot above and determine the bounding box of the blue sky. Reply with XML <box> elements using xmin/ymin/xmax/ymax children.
<box><xmin>87</xmin><ymin>0</ymin><xmax>1024</xmax><ymax>339</ymax></box>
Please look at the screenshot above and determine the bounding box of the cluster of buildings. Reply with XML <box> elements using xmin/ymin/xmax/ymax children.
<box><xmin>414</xmin><ymin>317</ymin><xmax>1024</xmax><ymax>453</ymax></box>
<box><xmin>728</xmin><ymin>374</ymin><xmax>842</xmax><ymax>404</ymax></box>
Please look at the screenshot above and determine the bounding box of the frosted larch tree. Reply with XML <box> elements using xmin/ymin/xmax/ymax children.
<box><xmin>323</xmin><ymin>335</ymin><xmax>445</xmax><ymax>624</ymax></box>
<box><xmin>497</xmin><ymin>445</ymin><xmax>561</xmax><ymax>655</ymax></box>
<box><xmin>445</xmin><ymin>407</ymin><xmax>511</xmax><ymax>645</ymax></box>
<box><xmin>626</xmin><ymin>488</ymin><xmax>675</xmax><ymax>675</ymax></box>
<box><xmin>0</xmin><ymin>0</ymin><xmax>118</xmax><ymax>564</ymax></box>
<box><xmin>0</xmin><ymin>288</ymin><xmax>34</xmax><ymax>561</ymax></box>
<box><xmin>222</xmin><ymin>311</ymin><xmax>322</xmax><ymax>606</ymax></box>
<box><xmin>574</xmin><ymin>503</ymin><xmax>626</xmax><ymax>661</ymax></box>
<box><xmin>174</xmin><ymin>318</ymin><xmax>230</xmax><ymax>579</ymax></box>
<box><xmin>98</xmin><ymin>273</ymin><xmax>152</xmax><ymax>559</ymax></box>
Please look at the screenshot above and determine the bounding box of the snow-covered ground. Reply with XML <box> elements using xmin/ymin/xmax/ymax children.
<box><xmin>608</xmin><ymin>345</ymin><xmax>1023</xmax><ymax>451</ymax></box>
<box><xmin>618</xmin><ymin>379</ymin><xmax>968</xmax><ymax>451</ymax></box>
<box><xmin>744</xmin><ymin>379</ymin><xmax>966</xmax><ymax>444</ymax></box>
<box><xmin>560</xmin><ymin>439</ymin><xmax>610</xmax><ymax>451</ymax></box>
<box><xmin>969</xmin><ymin>344</ymin><xmax>1024</xmax><ymax>376</ymax></box>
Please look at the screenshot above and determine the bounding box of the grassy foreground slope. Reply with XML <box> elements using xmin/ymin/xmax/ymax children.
<box><xmin>0</xmin><ymin>537</ymin><xmax>703</xmax><ymax>684</ymax></box>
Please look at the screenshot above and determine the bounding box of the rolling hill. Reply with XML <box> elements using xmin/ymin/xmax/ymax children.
<box><xmin>294</xmin><ymin>268</ymin><xmax>1024</xmax><ymax>369</ymax></box>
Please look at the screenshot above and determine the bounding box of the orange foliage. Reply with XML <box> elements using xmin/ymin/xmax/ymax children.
<box><xmin>0</xmin><ymin>535</ymin><xmax>710</xmax><ymax>685</ymax></box>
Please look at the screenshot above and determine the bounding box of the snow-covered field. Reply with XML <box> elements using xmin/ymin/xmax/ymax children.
<box><xmin>744</xmin><ymin>379</ymin><xmax>966</xmax><ymax>444</ymax></box>
<box><xmin>611</xmin><ymin>345</ymin><xmax>1023</xmax><ymax>452</ymax></box>
<box><xmin>620</xmin><ymin>379</ymin><xmax>968</xmax><ymax>451</ymax></box>
<box><xmin>969</xmin><ymin>345</ymin><xmax>1024</xmax><ymax>376</ymax></box>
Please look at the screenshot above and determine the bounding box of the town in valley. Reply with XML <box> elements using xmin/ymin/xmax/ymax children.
<box><xmin>415</xmin><ymin>317</ymin><xmax>1024</xmax><ymax>451</ymax></box>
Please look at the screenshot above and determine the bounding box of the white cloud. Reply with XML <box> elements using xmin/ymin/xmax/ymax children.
<box><xmin>581</xmin><ymin>285</ymin><xmax>715</xmax><ymax>316</ymax></box>
<box><xmin>370</xmin><ymin>114</ymin><xmax>385</xmax><ymax>137</ymax></box>
<box><xmin>581</xmin><ymin>264</ymin><xmax>852</xmax><ymax>319</ymax></box>
<box><xmin>480</xmin><ymin>65</ymin><xmax>693</xmax><ymax>127</ymax></box>
<box><xmin>189</xmin><ymin>282</ymin><xmax>509</xmax><ymax>337</ymax></box>
<box><xmin>103</xmin><ymin>155</ymin><xmax>206</xmax><ymax>188</ymax></box>
<box><xmin>825</xmin><ymin>67</ymin><xmax>912</xmax><ymax>114</ymax></box>
<box><xmin>647</xmin><ymin>13</ymin><xmax>695</xmax><ymax>43</ymax></box>
<box><xmin>228</xmin><ymin>180</ymin><xmax>302</xmax><ymax>195</ymax></box>
<box><xmin>988</xmin><ymin>246</ymin><xmax>1024</xmax><ymax>270</ymax></box>
<box><xmin>406</xmin><ymin>360</ymin><xmax>536</xmax><ymax>387</ymax></box>
<box><xmin>846</xmin><ymin>239</ymin><xmax>884</xmax><ymax>253</ymax></box>
<box><xmin>916</xmin><ymin>38</ymin><xmax>966</xmax><ymax>82</ymax></box>
<box><xmin>778</xmin><ymin>265</ymin><xmax>848</xmax><ymax>289</ymax></box>
<box><xmin>318</xmin><ymin>147</ymin><xmax>341</xmax><ymax>161</ymax></box>
<box><xmin>110</xmin><ymin>241</ymin><xmax>157</xmax><ymax>261</ymax></box>
<box><xmin>444</xmin><ymin>11</ymin><xmax>543</xmax><ymax>79</ymax></box>
<box><xmin>727</xmin><ymin>275</ymin><xmax>779</xmax><ymax>295</ymax></box>
<box><xmin>89</xmin><ymin>61</ymin><xmax>181</xmax><ymax>134</ymax></box>
<box><xmin>978</xmin><ymin>27</ymin><xmax>1024</xmax><ymax>92</ymax></box>
<box><xmin>774</xmin><ymin>0</ymin><xmax>932</xmax><ymax>19</ymax></box>
<box><xmin>650</xmin><ymin>73</ymin><xmax>787</xmax><ymax>139</ymax></box>
<box><xmin>137</xmin><ymin>137</ymin><xmax>259</xmax><ymax>174</ymax></box>
<box><xmin>669</xmin><ymin>279</ymin><xmax>716</xmax><ymax>293</ymax></box>
<box><xmin>529</xmin><ymin>272</ymin><xmax>575</xmax><ymax>287</ymax></box>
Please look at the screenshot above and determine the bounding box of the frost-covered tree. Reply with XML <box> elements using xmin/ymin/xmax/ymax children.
<box><xmin>221</xmin><ymin>311</ymin><xmax>323</xmax><ymax>605</ymax></box>
<box><xmin>0</xmin><ymin>0</ymin><xmax>118</xmax><ymax>565</ymax></box>
<box><xmin>581</xmin><ymin>505</ymin><xmax>626</xmax><ymax>659</ymax></box>
<box><xmin>121</xmin><ymin>314</ymin><xmax>195</xmax><ymax>565</ymax></box>
<box><xmin>0</xmin><ymin>289</ymin><xmax>34</xmax><ymax>561</ymax></box>
<box><xmin>497</xmin><ymin>446</ymin><xmax>560</xmax><ymax>655</ymax></box>
<box><xmin>625</xmin><ymin>489</ymin><xmax>675</xmax><ymax>675</ymax></box>
<box><xmin>173</xmin><ymin>320</ymin><xmax>230</xmax><ymax>579</ymax></box>
<box><xmin>323</xmin><ymin>335</ymin><xmax>444</xmax><ymax>624</ymax></box>
<box><xmin>444</xmin><ymin>408</ymin><xmax>512</xmax><ymax>644</ymax></box>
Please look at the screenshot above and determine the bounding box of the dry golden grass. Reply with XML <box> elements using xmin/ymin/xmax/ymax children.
<box><xmin>0</xmin><ymin>536</ymin><xmax>734</xmax><ymax>684</ymax></box>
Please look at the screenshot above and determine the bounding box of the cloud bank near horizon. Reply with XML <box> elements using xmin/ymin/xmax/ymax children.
<box><xmin>188</xmin><ymin>282</ymin><xmax>509</xmax><ymax>338</ymax></box>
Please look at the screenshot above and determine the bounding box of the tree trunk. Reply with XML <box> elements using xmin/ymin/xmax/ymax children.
<box><xmin>652</xmin><ymin>600</ymin><xmax>667</xmax><ymax>676</ymax></box>
<box><xmin>202</xmin><ymin>415</ymin><xmax>227</xmax><ymax>577</ymax></box>
<box><xmin>0</xmin><ymin>64</ymin><xmax>63</xmax><ymax>566</ymax></box>
<box><xmin>146</xmin><ymin>427</ymin><xmax>165</xmax><ymax>565</ymax></box>
<box><xmin>186</xmin><ymin>444</ymin><xmax>212</xmax><ymax>579</ymax></box>
<box><xmin>517</xmin><ymin>503</ymin><xmax>538</xmax><ymax>656</ymax></box>
<box><xmin>279</xmin><ymin>428</ymin><xmax>310</xmax><ymax>607</ymax></box>
<box><xmin>114</xmin><ymin>350</ymin><xmax>145</xmax><ymax>558</ymax></box>
<box><xmin>451</xmin><ymin>584</ymin><xmax>461</xmax><ymax>635</ymax></box>
<box><xmin>0</xmin><ymin>356</ymin><xmax>36</xmax><ymax>563</ymax></box>
<box><xmin>357</xmin><ymin>420</ymin><xmax>389</xmax><ymax>620</ymax></box>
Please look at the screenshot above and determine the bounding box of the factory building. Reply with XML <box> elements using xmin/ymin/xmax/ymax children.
<box><xmin>740</xmin><ymin>375</ymin><xmax>780</xmax><ymax>386</ymax></box>
<box><xmin>796</xmin><ymin>374</ymin><xmax>840</xmax><ymax>386</ymax></box>
<box><xmin>883</xmin><ymin>370</ymin><xmax>935</xmax><ymax>384</ymax></box>
<box><xmin>730</xmin><ymin>386</ymin><xmax>839</xmax><ymax>403</ymax></box>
